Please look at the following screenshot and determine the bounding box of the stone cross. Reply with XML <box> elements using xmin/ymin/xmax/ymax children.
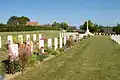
<box><xmin>87</xmin><ymin>20</ymin><xmax>89</xmax><ymax>32</ymax></box>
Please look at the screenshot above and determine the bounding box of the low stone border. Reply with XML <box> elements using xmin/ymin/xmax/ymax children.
<box><xmin>4</xmin><ymin>55</ymin><xmax>55</xmax><ymax>80</ymax></box>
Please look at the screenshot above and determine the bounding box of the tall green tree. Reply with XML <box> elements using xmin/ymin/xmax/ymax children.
<box><xmin>60</xmin><ymin>22</ymin><xmax>69</xmax><ymax>30</ymax></box>
<box><xmin>7</xmin><ymin>16</ymin><xmax>30</xmax><ymax>26</ymax></box>
<box><xmin>79</xmin><ymin>20</ymin><xmax>101</xmax><ymax>32</ymax></box>
<box><xmin>79</xmin><ymin>20</ymin><xmax>94</xmax><ymax>32</ymax></box>
<box><xmin>113</xmin><ymin>23</ymin><xmax>120</xmax><ymax>34</ymax></box>
<box><xmin>7</xmin><ymin>16</ymin><xmax>19</xmax><ymax>26</ymax></box>
<box><xmin>52</xmin><ymin>21</ymin><xmax>61</xmax><ymax>29</ymax></box>
<box><xmin>18</xmin><ymin>16</ymin><xmax>30</xmax><ymax>25</ymax></box>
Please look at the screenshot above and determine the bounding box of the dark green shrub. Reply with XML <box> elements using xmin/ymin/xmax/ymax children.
<box><xmin>57</xmin><ymin>48</ymin><xmax>64</xmax><ymax>52</ymax></box>
<box><xmin>27</xmin><ymin>54</ymin><xmax>36</xmax><ymax>67</ymax></box>
<box><xmin>88</xmin><ymin>34</ymin><xmax>91</xmax><ymax>37</ymax></box>
<box><xmin>83</xmin><ymin>35</ymin><xmax>87</xmax><ymax>39</ymax></box>
<box><xmin>51</xmin><ymin>50</ymin><xmax>60</xmax><ymax>55</ymax></box>
<box><xmin>36</xmin><ymin>54</ymin><xmax>44</xmax><ymax>62</ymax></box>
<box><xmin>44</xmin><ymin>48</ymin><xmax>53</xmax><ymax>54</ymax></box>
<box><xmin>2</xmin><ymin>60</ymin><xmax>21</xmax><ymax>74</ymax></box>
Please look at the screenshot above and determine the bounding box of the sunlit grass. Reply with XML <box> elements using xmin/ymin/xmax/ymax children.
<box><xmin>11</xmin><ymin>36</ymin><xmax>120</xmax><ymax>80</ymax></box>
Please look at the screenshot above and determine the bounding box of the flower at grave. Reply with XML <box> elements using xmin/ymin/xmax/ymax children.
<box><xmin>69</xmin><ymin>36</ymin><xmax>73</xmax><ymax>41</ymax></box>
<box><xmin>40</xmin><ymin>38</ymin><xmax>48</xmax><ymax>43</ymax></box>
<box><xmin>44</xmin><ymin>52</ymin><xmax>48</xmax><ymax>55</ymax></box>
<box><xmin>19</xmin><ymin>43</ymin><xmax>25</xmax><ymax>55</ymax></box>
<box><xmin>40</xmin><ymin>46</ymin><xmax>44</xmax><ymax>53</ymax></box>
<box><xmin>40</xmin><ymin>46</ymin><xmax>44</xmax><ymax>49</ymax></box>
<box><xmin>19</xmin><ymin>43</ymin><xmax>31</xmax><ymax>59</ymax></box>
<box><xmin>25</xmin><ymin>44</ymin><xmax>31</xmax><ymax>58</ymax></box>
<box><xmin>30</xmin><ymin>41</ymin><xmax>34</xmax><ymax>52</ymax></box>
<box><xmin>33</xmin><ymin>42</ymin><xmax>39</xmax><ymax>53</ymax></box>
<box><xmin>18</xmin><ymin>43</ymin><xmax>31</xmax><ymax>71</ymax></box>
<box><xmin>42</xmin><ymin>33</ymin><xmax>46</xmax><ymax>37</ymax></box>
<box><xmin>13</xmin><ymin>36</ymin><xmax>17</xmax><ymax>43</ymax></box>
<box><xmin>26</xmin><ymin>38</ymin><xmax>30</xmax><ymax>45</ymax></box>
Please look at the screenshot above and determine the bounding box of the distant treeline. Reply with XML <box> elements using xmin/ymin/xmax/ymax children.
<box><xmin>0</xmin><ymin>24</ymin><xmax>60</xmax><ymax>32</ymax></box>
<box><xmin>1</xmin><ymin>16</ymin><xmax>120</xmax><ymax>33</ymax></box>
<box><xmin>0</xmin><ymin>24</ymin><xmax>75</xmax><ymax>32</ymax></box>
<box><xmin>0</xmin><ymin>16</ymin><xmax>73</xmax><ymax>32</ymax></box>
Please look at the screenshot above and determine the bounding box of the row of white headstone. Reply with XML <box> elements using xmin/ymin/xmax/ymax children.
<box><xmin>94</xmin><ymin>33</ymin><xmax>112</xmax><ymax>36</ymax></box>
<box><xmin>0</xmin><ymin>32</ymin><xmax>86</xmax><ymax>60</ymax></box>
<box><xmin>111</xmin><ymin>35</ymin><xmax>120</xmax><ymax>44</ymax></box>
<box><xmin>0</xmin><ymin>32</ymin><xmax>88</xmax><ymax>49</ymax></box>
<box><xmin>0</xmin><ymin>33</ymin><xmax>68</xmax><ymax>50</ymax></box>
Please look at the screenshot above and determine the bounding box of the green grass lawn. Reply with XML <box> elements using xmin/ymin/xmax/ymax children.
<box><xmin>0</xmin><ymin>30</ymin><xmax>60</xmax><ymax>75</ymax></box>
<box><xmin>11</xmin><ymin>36</ymin><xmax>120</xmax><ymax>80</ymax></box>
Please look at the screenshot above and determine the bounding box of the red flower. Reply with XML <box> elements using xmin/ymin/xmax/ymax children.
<box><xmin>40</xmin><ymin>38</ymin><xmax>48</xmax><ymax>43</ymax></box>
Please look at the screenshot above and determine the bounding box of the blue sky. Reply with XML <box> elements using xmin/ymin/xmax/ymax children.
<box><xmin>0</xmin><ymin>0</ymin><xmax>120</xmax><ymax>28</ymax></box>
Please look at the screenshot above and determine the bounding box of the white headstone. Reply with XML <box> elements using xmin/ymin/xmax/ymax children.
<box><xmin>18</xmin><ymin>35</ymin><xmax>23</xmax><ymax>44</ymax></box>
<box><xmin>39</xmin><ymin>40</ymin><xmax>44</xmax><ymax>48</ymax></box>
<box><xmin>54</xmin><ymin>38</ymin><xmax>58</xmax><ymax>50</ymax></box>
<box><xmin>73</xmin><ymin>34</ymin><xmax>76</xmax><ymax>41</ymax></box>
<box><xmin>0</xmin><ymin>36</ymin><xmax>1</xmax><ymax>48</ymax></box>
<box><xmin>59</xmin><ymin>33</ymin><xmax>62</xmax><ymax>38</ymax></box>
<box><xmin>61</xmin><ymin>33</ymin><xmax>64</xmax><ymax>38</ymax></box>
<box><xmin>33</xmin><ymin>34</ymin><xmax>36</xmax><ymax>41</ymax></box>
<box><xmin>48</xmin><ymin>38</ymin><xmax>52</xmax><ymax>48</ymax></box>
<box><xmin>64</xmin><ymin>36</ymin><xmax>66</xmax><ymax>45</ymax></box>
<box><xmin>39</xmin><ymin>34</ymin><xmax>42</xmax><ymax>40</ymax></box>
<box><xmin>26</xmin><ymin>34</ymin><xmax>30</xmax><ymax>42</ymax></box>
<box><xmin>79</xmin><ymin>34</ymin><xmax>81</xmax><ymax>39</ymax></box>
<box><xmin>59</xmin><ymin>37</ymin><xmax>62</xmax><ymax>48</ymax></box>
<box><xmin>63</xmin><ymin>33</ymin><xmax>66</xmax><ymax>37</ymax></box>
<box><xmin>8</xmin><ymin>35</ymin><xmax>13</xmax><ymax>44</ymax></box>
<box><xmin>39</xmin><ymin>40</ymin><xmax>44</xmax><ymax>53</ymax></box>
<box><xmin>30</xmin><ymin>41</ymin><xmax>34</xmax><ymax>52</ymax></box>
<box><xmin>67</xmin><ymin>36</ymin><xmax>69</xmax><ymax>40</ymax></box>
<box><xmin>9</xmin><ymin>44</ymin><xmax>19</xmax><ymax>61</ymax></box>
<box><xmin>99</xmin><ymin>33</ymin><xmax>101</xmax><ymax>35</ymax></box>
<box><xmin>118</xmin><ymin>36</ymin><xmax>120</xmax><ymax>44</ymax></box>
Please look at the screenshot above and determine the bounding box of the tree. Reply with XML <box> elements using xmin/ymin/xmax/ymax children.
<box><xmin>18</xmin><ymin>16</ymin><xmax>30</xmax><ymax>25</ymax></box>
<box><xmin>60</xmin><ymin>22</ymin><xmax>69</xmax><ymax>30</ymax></box>
<box><xmin>113</xmin><ymin>23</ymin><xmax>120</xmax><ymax>34</ymax></box>
<box><xmin>7</xmin><ymin>16</ymin><xmax>30</xmax><ymax>26</ymax></box>
<box><xmin>7</xmin><ymin>16</ymin><xmax>19</xmax><ymax>26</ymax></box>
<box><xmin>79</xmin><ymin>20</ymin><xmax>99</xmax><ymax>32</ymax></box>
<box><xmin>52</xmin><ymin>21</ymin><xmax>61</xmax><ymax>29</ymax></box>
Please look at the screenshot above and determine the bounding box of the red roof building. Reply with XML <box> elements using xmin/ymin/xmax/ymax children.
<box><xmin>26</xmin><ymin>22</ymin><xmax>39</xmax><ymax>26</ymax></box>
